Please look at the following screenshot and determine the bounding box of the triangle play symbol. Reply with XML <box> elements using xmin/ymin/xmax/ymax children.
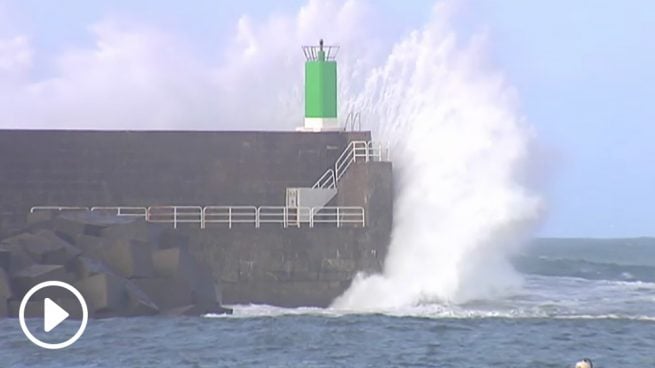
<box><xmin>44</xmin><ymin>298</ymin><xmax>70</xmax><ymax>333</ymax></box>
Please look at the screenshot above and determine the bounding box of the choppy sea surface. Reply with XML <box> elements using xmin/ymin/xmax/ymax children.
<box><xmin>2</xmin><ymin>238</ymin><xmax>654</xmax><ymax>367</ymax></box>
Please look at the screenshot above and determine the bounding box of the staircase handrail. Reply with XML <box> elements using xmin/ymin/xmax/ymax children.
<box><xmin>312</xmin><ymin>168</ymin><xmax>336</xmax><ymax>189</ymax></box>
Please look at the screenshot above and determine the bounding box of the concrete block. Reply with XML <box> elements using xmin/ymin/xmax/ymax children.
<box><xmin>0</xmin><ymin>298</ymin><xmax>7</xmax><ymax>318</ymax></box>
<box><xmin>8</xmin><ymin>299</ymin><xmax>42</xmax><ymax>318</ymax></box>
<box><xmin>0</xmin><ymin>249</ymin><xmax>9</xmax><ymax>272</ymax></box>
<box><xmin>100</xmin><ymin>221</ymin><xmax>150</xmax><ymax>243</ymax></box>
<box><xmin>75</xmin><ymin>273</ymin><xmax>126</xmax><ymax>314</ymax></box>
<box><xmin>74</xmin><ymin>234</ymin><xmax>107</xmax><ymax>259</ymax></box>
<box><xmin>191</xmin><ymin>265</ymin><xmax>221</xmax><ymax>308</ymax></box>
<box><xmin>26</xmin><ymin>210</ymin><xmax>54</xmax><ymax>225</ymax></box>
<box><xmin>71</xmin><ymin>256</ymin><xmax>110</xmax><ymax>280</ymax></box>
<box><xmin>192</xmin><ymin>290</ymin><xmax>220</xmax><ymax>311</ymax></box>
<box><xmin>102</xmin><ymin>239</ymin><xmax>153</xmax><ymax>279</ymax></box>
<box><xmin>125</xmin><ymin>281</ymin><xmax>159</xmax><ymax>317</ymax></box>
<box><xmin>0</xmin><ymin>238</ymin><xmax>37</xmax><ymax>275</ymax></box>
<box><xmin>23</xmin><ymin>230</ymin><xmax>81</xmax><ymax>265</ymax></box>
<box><xmin>152</xmin><ymin>247</ymin><xmax>193</xmax><ymax>278</ymax></box>
<box><xmin>157</xmin><ymin>230</ymin><xmax>190</xmax><ymax>250</ymax></box>
<box><xmin>82</xmin><ymin>223</ymin><xmax>105</xmax><ymax>237</ymax></box>
<box><xmin>12</xmin><ymin>264</ymin><xmax>72</xmax><ymax>296</ymax></box>
<box><xmin>0</xmin><ymin>269</ymin><xmax>13</xmax><ymax>300</ymax></box>
<box><xmin>133</xmin><ymin>277</ymin><xmax>192</xmax><ymax>310</ymax></box>
<box><xmin>52</xmin><ymin>217</ymin><xmax>87</xmax><ymax>243</ymax></box>
<box><xmin>152</xmin><ymin>247</ymin><xmax>221</xmax><ymax>309</ymax></box>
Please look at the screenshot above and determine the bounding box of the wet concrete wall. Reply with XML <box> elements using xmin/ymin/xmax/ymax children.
<box><xmin>185</xmin><ymin>161</ymin><xmax>393</xmax><ymax>307</ymax></box>
<box><xmin>0</xmin><ymin>129</ymin><xmax>392</xmax><ymax>307</ymax></box>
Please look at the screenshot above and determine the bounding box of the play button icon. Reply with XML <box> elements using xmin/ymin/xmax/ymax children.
<box><xmin>43</xmin><ymin>298</ymin><xmax>70</xmax><ymax>333</ymax></box>
<box><xmin>19</xmin><ymin>281</ymin><xmax>88</xmax><ymax>350</ymax></box>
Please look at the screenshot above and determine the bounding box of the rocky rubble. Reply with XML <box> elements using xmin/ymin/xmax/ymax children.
<box><xmin>0</xmin><ymin>212</ymin><xmax>231</xmax><ymax>318</ymax></box>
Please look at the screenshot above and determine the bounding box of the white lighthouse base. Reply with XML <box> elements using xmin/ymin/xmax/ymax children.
<box><xmin>297</xmin><ymin>117</ymin><xmax>342</xmax><ymax>132</ymax></box>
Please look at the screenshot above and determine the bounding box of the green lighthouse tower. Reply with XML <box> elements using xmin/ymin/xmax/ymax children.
<box><xmin>301</xmin><ymin>39</ymin><xmax>340</xmax><ymax>131</ymax></box>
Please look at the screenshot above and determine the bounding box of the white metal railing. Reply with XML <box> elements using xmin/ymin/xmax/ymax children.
<box><xmin>30</xmin><ymin>206</ymin><xmax>89</xmax><ymax>213</ymax></box>
<box><xmin>334</xmin><ymin>140</ymin><xmax>390</xmax><ymax>182</ymax></box>
<box><xmin>146</xmin><ymin>206</ymin><xmax>203</xmax><ymax>229</ymax></box>
<box><xmin>286</xmin><ymin>207</ymin><xmax>312</xmax><ymax>228</ymax></box>
<box><xmin>257</xmin><ymin>206</ymin><xmax>288</xmax><ymax>228</ymax></box>
<box><xmin>28</xmin><ymin>204</ymin><xmax>365</xmax><ymax>229</ymax></box>
<box><xmin>312</xmin><ymin>140</ymin><xmax>390</xmax><ymax>189</ymax></box>
<box><xmin>312</xmin><ymin>169</ymin><xmax>336</xmax><ymax>189</ymax></box>
<box><xmin>310</xmin><ymin>206</ymin><xmax>365</xmax><ymax>228</ymax></box>
<box><xmin>204</xmin><ymin>206</ymin><xmax>257</xmax><ymax>229</ymax></box>
<box><xmin>90</xmin><ymin>206</ymin><xmax>147</xmax><ymax>218</ymax></box>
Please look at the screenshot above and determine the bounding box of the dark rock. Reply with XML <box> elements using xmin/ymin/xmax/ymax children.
<box><xmin>1</xmin><ymin>269</ymin><xmax>12</xmax><ymax>316</ymax></box>
<box><xmin>102</xmin><ymin>239</ymin><xmax>153</xmax><ymax>279</ymax></box>
<box><xmin>75</xmin><ymin>273</ymin><xmax>126</xmax><ymax>315</ymax></box>
<box><xmin>133</xmin><ymin>277</ymin><xmax>192</xmax><ymax>310</ymax></box>
<box><xmin>74</xmin><ymin>234</ymin><xmax>107</xmax><ymax>259</ymax></box>
<box><xmin>0</xmin><ymin>249</ymin><xmax>9</xmax><ymax>272</ymax></box>
<box><xmin>8</xmin><ymin>299</ymin><xmax>42</xmax><ymax>318</ymax></box>
<box><xmin>125</xmin><ymin>280</ymin><xmax>159</xmax><ymax>316</ymax></box>
<box><xmin>100</xmin><ymin>220</ymin><xmax>150</xmax><ymax>243</ymax></box>
<box><xmin>153</xmin><ymin>248</ymin><xmax>187</xmax><ymax>278</ymax></box>
<box><xmin>157</xmin><ymin>229</ymin><xmax>190</xmax><ymax>250</ymax></box>
<box><xmin>12</xmin><ymin>264</ymin><xmax>73</xmax><ymax>296</ymax></box>
<box><xmin>51</xmin><ymin>217</ymin><xmax>87</xmax><ymax>244</ymax></box>
<box><xmin>23</xmin><ymin>230</ymin><xmax>81</xmax><ymax>265</ymax></box>
<box><xmin>26</xmin><ymin>210</ymin><xmax>54</xmax><ymax>225</ymax></box>
<box><xmin>0</xmin><ymin>298</ymin><xmax>7</xmax><ymax>318</ymax></box>
<box><xmin>71</xmin><ymin>256</ymin><xmax>110</xmax><ymax>280</ymax></box>
<box><xmin>0</xmin><ymin>269</ymin><xmax>13</xmax><ymax>300</ymax></box>
<box><xmin>153</xmin><ymin>247</ymin><xmax>221</xmax><ymax>308</ymax></box>
<box><xmin>83</xmin><ymin>223</ymin><xmax>105</xmax><ymax>237</ymax></box>
<box><xmin>0</xmin><ymin>236</ymin><xmax>37</xmax><ymax>275</ymax></box>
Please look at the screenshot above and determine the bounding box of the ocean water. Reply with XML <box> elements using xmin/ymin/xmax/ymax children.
<box><xmin>2</xmin><ymin>239</ymin><xmax>654</xmax><ymax>367</ymax></box>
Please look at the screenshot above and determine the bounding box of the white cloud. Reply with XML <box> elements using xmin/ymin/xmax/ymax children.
<box><xmin>0</xmin><ymin>36</ymin><xmax>32</xmax><ymax>73</ymax></box>
<box><xmin>0</xmin><ymin>0</ymin><xmax>387</xmax><ymax>130</ymax></box>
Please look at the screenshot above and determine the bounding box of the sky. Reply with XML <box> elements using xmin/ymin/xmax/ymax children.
<box><xmin>0</xmin><ymin>0</ymin><xmax>653</xmax><ymax>238</ymax></box>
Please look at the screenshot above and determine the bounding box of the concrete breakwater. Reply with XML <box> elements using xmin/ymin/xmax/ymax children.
<box><xmin>0</xmin><ymin>130</ymin><xmax>394</xmax><ymax>313</ymax></box>
<box><xmin>1</xmin><ymin>212</ymin><xmax>230</xmax><ymax>318</ymax></box>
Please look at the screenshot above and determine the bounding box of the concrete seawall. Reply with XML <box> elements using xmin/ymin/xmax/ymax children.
<box><xmin>0</xmin><ymin>129</ymin><xmax>393</xmax><ymax>309</ymax></box>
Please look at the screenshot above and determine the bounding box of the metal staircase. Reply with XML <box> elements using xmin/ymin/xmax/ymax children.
<box><xmin>285</xmin><ymin>140</ymin><xmax>389</xmax><ymax>224</ymax></box>
<box><xmin>311</xmin><ymin>140</ymin><xmax>389</xmax><ymax>190</ymax></box>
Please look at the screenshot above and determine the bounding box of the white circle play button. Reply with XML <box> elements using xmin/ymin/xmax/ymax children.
<box><xmin>19</xmin><ymin>280</ymin><xmax>88</xmax><ymax>350</ymax></box>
